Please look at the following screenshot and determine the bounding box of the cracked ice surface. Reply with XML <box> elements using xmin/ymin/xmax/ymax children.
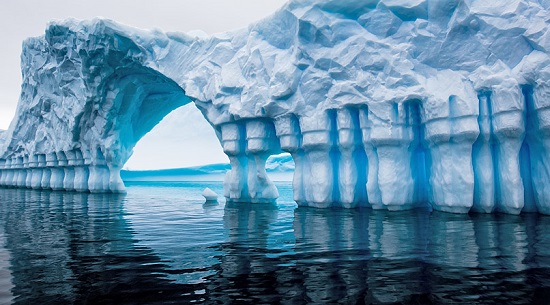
<box><xmin>0</xmin><ymin>0</ymin><xmax>550</xmax><ymax>214</ymax></box>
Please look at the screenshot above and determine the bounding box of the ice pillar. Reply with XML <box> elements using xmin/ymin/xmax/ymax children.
<box><xmin>491</xmin><ymin>86</ymin><xmax>526</xmax><ymax>215</ymax></box>
<box><xmin>87</xmin><ymin>150</ymin><xmax>110</xmax><ymax>193</ymax></box>
<box><xmin>30</xmin><ymin>155</ymin><xmax>43</xmax><ymax>189</ymax></box>
<box><xmin>0</xmin><ymin>160</ymin><xmax>5</xmax><ymax>186</ymax></box>
<box><xmin>72</xmin><ymin>150</ymin><xmax>89</xmax><ymax>192</ymax></box>
<box><xmin>17</xmin><ymin>157</ymin><xmax>28</xmax><ymax>187</ymax></box>
<box><xmin>299</xmin><ymin>113</ymin><xmax>335</xmax><ymax>207</ymax></box>
<box><xmin>41</xmin><ymin>153</ymin><xmax>55</xmax><ymax>190</ymax></box>
<box><xmin>49</xmin><ymin>152</ymin><xmax>65</xmax><ymax>191</ymax></box>
<box><xmin>367</xmin><ymin>103</ymin><xmax>416</xmax><ymax>211</ymax></box>
<box><xmin>336</xmin><ymin>108</ymin><xmax>367</xmax><ymax>208</ymax></box>
<box><xmin>3</xmin><ymin>159</ymin><xmax>13</xmax><ymax>187</ymax></box>
<box><xmin>221</xmin><ymin>123</ymin><xmax>248</xmax><ymax>202</ymax></box>
<box><xmin>425</xmin><ymin>97</ymin><xmax>479</xmax><ymax>214</ymax></box>
<box><xmin>275</xmin><ymin>115</ymin><xmax>305</xmax><ymax>205</ymax></box>
<box><xmin>526</xmin><ymin>83</ymin><xmax>550</xmax><ymax>214</ymax></box>
<box><xmin>108</xmin><ymin>164</ymin><xmax>126</xmax><ymax>193</ymax></box>
<box><xmin>245</xmin><ymin>120</ymin><xmax>279</xmax><ymax>203</ymax></box>
<box><xmin>63</xmin><ymin>150</ymin><xmax>77</xmax><ymax>191</ymax></box>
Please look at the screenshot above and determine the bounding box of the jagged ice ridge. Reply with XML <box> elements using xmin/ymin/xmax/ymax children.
<box><xmin>0</xmin><ymin>0</ymin><xmax>549</xmax><ymax>214</ymax></box>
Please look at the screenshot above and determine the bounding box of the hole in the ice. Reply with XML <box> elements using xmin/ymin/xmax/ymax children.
<box><xmin>265</xmin><ymin>152</ymin><xmax>294</xmax><ymax>183</ymax></box>
<box><xmin>123</xmin><ymin>104</ymin><xmax>229</xmax><ymax>181</ymax></box>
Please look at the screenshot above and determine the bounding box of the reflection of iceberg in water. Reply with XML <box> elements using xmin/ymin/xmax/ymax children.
<box><xmin>130</xmin><ymin>196</ymin><xmax>550</xmax><ymax>304</ymax></box>
<box><xmin>2</xmin><ymin>185</ymin><xmax>550</xmax><ymax>303</ymax></box>
<box><xmin>0</xmin><ymin>189</ymin><xmax>199</xmax><ymax>304</ymax></box>
<box><xmin>293</xmin><ymin>208</ymin><xmax>372</xmax><ymax>303</ymax></box>
<box><xmin>205</xmin><ymin>202</ymin><xmax>281</xmax><ymax>303</ymax></box>
<box><xmin>292</xmin><ymin>208</ymin><xmax>550</xmax><ymax>304</ymax></box>
<box><xmin>0</xmin><ymin>221</ymin><xmax>13</xmax><ymax>304</ymax></box>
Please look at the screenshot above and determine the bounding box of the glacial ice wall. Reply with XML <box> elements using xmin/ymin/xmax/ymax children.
<box><xmin>0</xmin><ymin>0</ymin><xmax>550</xmax><ymax>214</ymax></box>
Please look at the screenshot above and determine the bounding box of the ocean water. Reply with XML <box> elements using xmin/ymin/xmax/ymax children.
<box><xmin>0</xmin><ymin>181</ymin><xmax>549</xmax><ymax>304</ymax></box>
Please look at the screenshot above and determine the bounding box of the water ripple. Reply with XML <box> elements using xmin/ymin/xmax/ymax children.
<box><xmin>0</xmin><ymin>182</ymin><xmax>549</xmax><ymax>304</ymax></box>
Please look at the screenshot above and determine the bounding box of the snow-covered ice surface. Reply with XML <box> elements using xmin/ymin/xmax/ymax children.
<box><xmin>0</xmin><ymin>0</ymin><xmax>549</xmax><ymax>214</ymax></box>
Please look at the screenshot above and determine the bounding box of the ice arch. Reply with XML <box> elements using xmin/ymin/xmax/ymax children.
<box><xmin>0</xmin><ymin>62</ymin><xmax>196</xmax><ymax>193</ymax></box>
<box><xmin>0</xmin><ymin>19</ymin><xmax>283</xmax><ymax>204</ymax></box>
<box><xmin>1</xmin><ymin>0</ymin><xmax>550</xmax><ymax>215</ymax></box>
<box><xmin>79</xmin><ymin>66</ymin><xmax>192</xmax><ymax>192</ymax></box>
<box><xmin>92</xmin><ymin>66</ymin><xmax>191</xmax><ymax>169</ymax></box>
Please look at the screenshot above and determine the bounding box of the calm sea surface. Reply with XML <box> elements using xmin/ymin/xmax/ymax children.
<box><xmin>0</xmin><ymin>181</ymin><xmax>549</xmax><ymax>304</ymax></box>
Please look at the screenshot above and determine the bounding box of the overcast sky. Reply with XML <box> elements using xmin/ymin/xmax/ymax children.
<box><xmin>0</xmin><ymin>0</ymin><xmax>288</xmax><ymax>169</ymax></box>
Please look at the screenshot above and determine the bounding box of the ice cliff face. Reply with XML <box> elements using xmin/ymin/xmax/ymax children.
<box><xmin>0</xmin><ymin>0</ymin><xmax>549</xmax><ymax>214</ymax></box>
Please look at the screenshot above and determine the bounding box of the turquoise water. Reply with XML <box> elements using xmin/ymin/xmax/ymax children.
<box><xmin>0</xmin><ymin>182</ymin><xmax>549</xmax><ymax>304</ymax></box>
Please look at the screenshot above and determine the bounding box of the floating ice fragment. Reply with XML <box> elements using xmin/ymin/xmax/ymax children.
<box><xmin>202</xmin><ymin>187</ymin><xmax>218</xmax><ymax>202</ymax></box>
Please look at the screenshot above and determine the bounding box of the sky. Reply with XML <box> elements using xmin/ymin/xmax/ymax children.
<box><xmin>0</xmin><ymin>0</ymin><xmax>288</xmax><ymax>170</ymax></box>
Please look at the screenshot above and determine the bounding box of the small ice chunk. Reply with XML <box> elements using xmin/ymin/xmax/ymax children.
<box><xmin>202</xmin><ymin>187</ymin><xmax>218</xmax><ymax>201</ymax></box>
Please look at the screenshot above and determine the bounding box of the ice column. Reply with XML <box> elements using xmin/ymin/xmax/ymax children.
<box><xmin>17</xmin><ymin>157</ymin><xmax>27</xmax><ymax>187</ymax></box>
<box><xmin>72</xmin><ymin>150</ymin><xmax>89</xmax><ymax>192</ymax></box>
<box><xmin>39</xmin><ymin>154</ymin><xmax>50</xmax><ymax>189</ymax></box>
<box><xmin>10</xmin><ymin>158</ymin><xmax>18</xmax><ymax>187</ymax></box>
<box><xmin>491</xmin><ymin>85</ymin><xmax>525</xmax><ymax>214</ymax></box>
<box><xmin>63</xmin><ymin>150</ymin><xmax>77</xmax><ymax>191</ymax></box>
<box><xmin>9</xmin><ymin>158</ymin><xmax>16</xmax><ymax>187</ymax></box>
<box><xmin>0</xmin><ymin>160</ymin><xmax>5</xmax><ymax>186</ymax></box>
<box><xmin>221</xmin><ymin>120</ymin><xmax>280</xmax><ymax>203</ymax></box>
<box><xmin>245</xmin><ymin>120</ymin><xmax>279</xmax><ymax>203</ymax></box>
<box><xmin>108</xmin><ymin>164</ymin><xmax>125</xmax><ymax>193</ymax></box>
<box><xmin>425</xmin><ymin>98</ymin><xmax>479</xmax><ymax>213</ymax></box>
<box><xmin>87</xmin><ymin>149</ymin><xmax>110</xmax><ymax>193</ymax></box>
<box><xmin>11</xmin><ymin>157</ymin><xmax>20</xmax><ymax>187</ymax></box>
<box><xmin>18</xmin><ymin>157</ymin><xmax>28</xmax><ymax>187</ymax></box>
<box><xmin>8</xmin><ymin>158</ymin><xmax>16</xmax><ymax>187</ymax></box>
<box><xmin>49</xmin><ymin>153</ymin><xmax>65</xmax><ymax>190</ymax></box>
<box><xmin>275</xmin><ymin>115</ymin><xmax>305</xmax><ymax>204</ymax></box>
<box><xmin>3</xmin><ymin>159</ymin><xmax>13</xmax><ymax>187</ymax></box>
<box><xmin>41</xmin><ymin>153</ymin><xmax>54</xmax><ymax>189</ymax></box>
<box><xmin>221</xmin><ymin>123</ymin><xmax>248</xmax><ymax>202</ymax></box>
<box><xmin>14</xmin><ymin>157</ymin><xmax>23</xmax><ymax>187</ymax></box>
<box><xmin>299</xmin><ymin>113</ymin><xmax>335</xmax><ymax>207</ymax></box>
<box><xmin>369</xmin><ymin>104</ymin><xmax>415</xmax><ymax>211</ymax></box>
<box><xmin>30</xmin><ymin>155</ymin><xmax>43</xmax><ymax>189</ymax></box>
<box><xmin>2</xmin><ymin>159</ymin><xmax>9</xmax><ymax>187</ymax></box>
<box><xmin>526</xmin><ymin>84</ymin><xmax>550</xmax><ymax>214</ymax></box>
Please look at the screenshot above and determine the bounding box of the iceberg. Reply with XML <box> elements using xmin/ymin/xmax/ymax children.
<box><xmin>0</xmin><ymin>0</ymin><xmax>549</xmax><ymax>214</ymax></box>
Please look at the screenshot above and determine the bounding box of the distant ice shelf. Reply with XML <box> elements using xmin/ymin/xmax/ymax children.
<box><xmin>120</xmin><ymin>153</ymin><xmax>294</xmax><ymax>182</ymax></box>
<box><xmin>0</xmin><ymin>0</ymin><xmax>550</xmax><ymax>214</ymax></box>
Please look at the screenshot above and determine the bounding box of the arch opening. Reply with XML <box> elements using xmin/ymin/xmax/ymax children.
<box><xmin>122</xmin><ymin>104</ymin><xmax>229</xmax><ymax>179</ymax></box>
<box><xmin>91</xmin><ymin>66</ymin><xmax>195</xmax><ymax>170</ymax></box>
